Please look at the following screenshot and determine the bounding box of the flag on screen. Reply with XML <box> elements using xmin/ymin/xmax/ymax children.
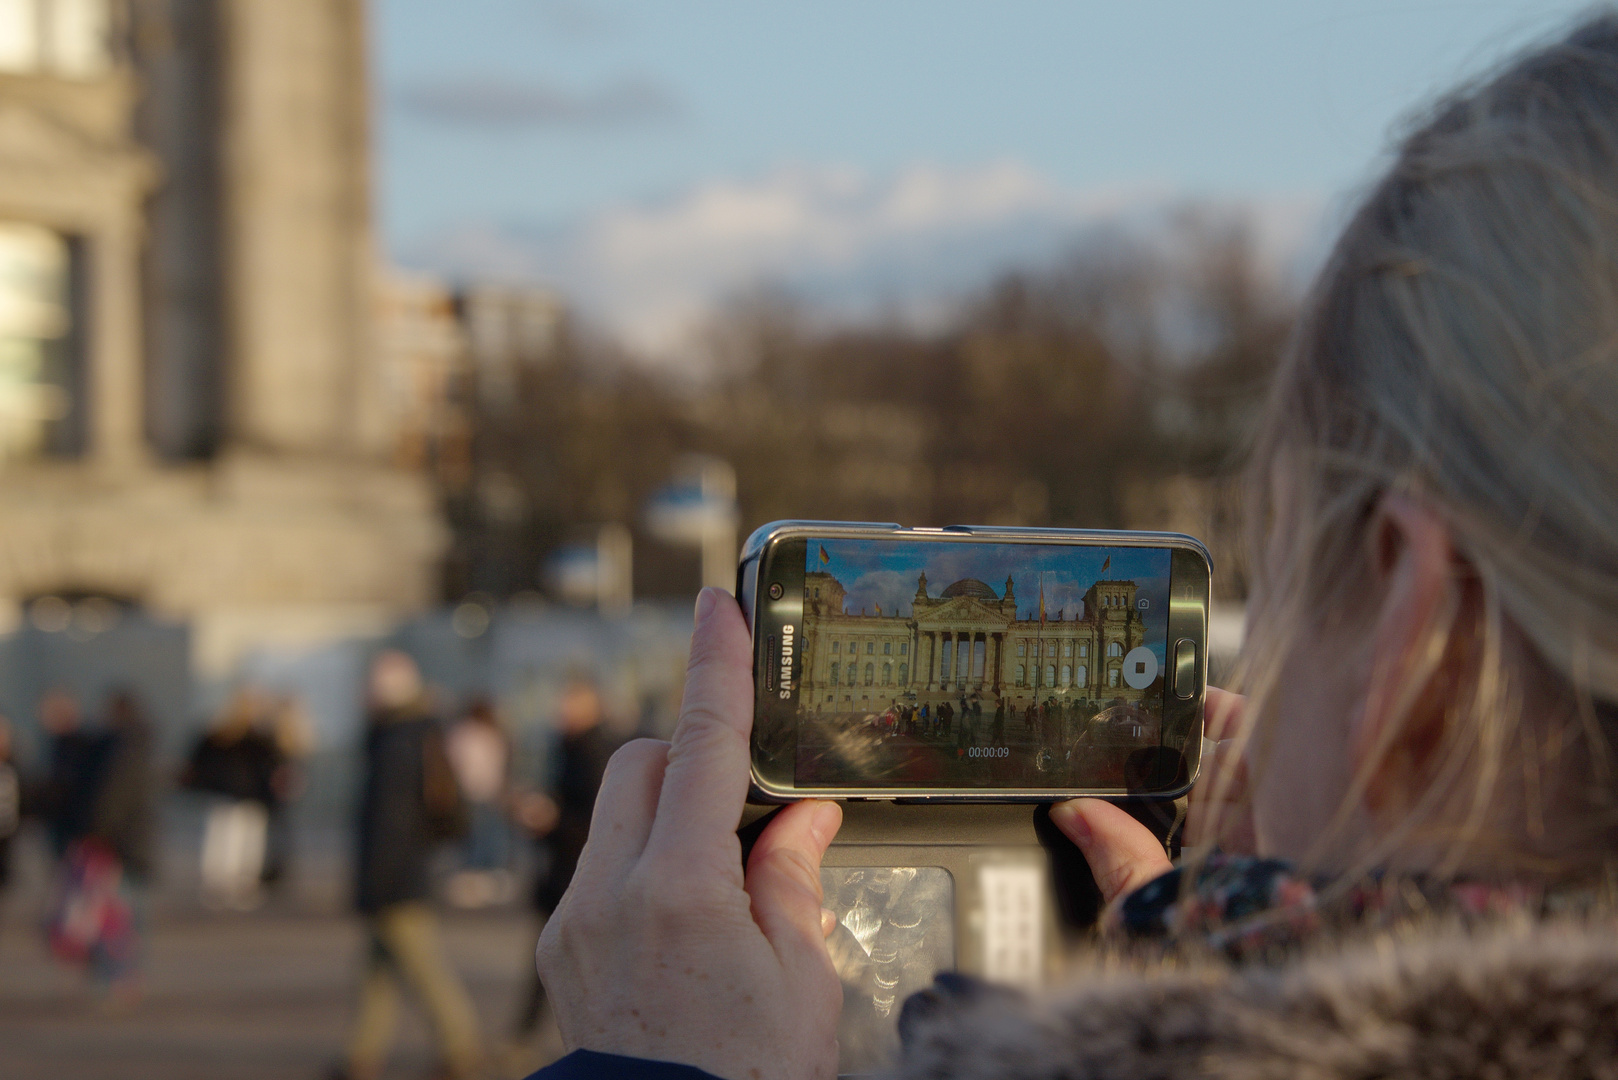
<box><xmin>1038</xmin><ymin>573</ymin><xmax>1046</xmax><ymax>625</ymax></box>
<box><xmin>1101</xmin><ymin>555</ymin><xmax>1111</xmax><ymax>574</ymax></box>
<box><xmin>819</xmin><ymin>544</ymin><xmax>830</xmax><ymax>564</ymax></box>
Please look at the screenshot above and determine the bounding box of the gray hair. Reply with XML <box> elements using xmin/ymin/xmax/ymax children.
<box><xmin>1237</xmin><ymin>10</ymin><xmax>1618</xmax><ymax>872</ymax></box>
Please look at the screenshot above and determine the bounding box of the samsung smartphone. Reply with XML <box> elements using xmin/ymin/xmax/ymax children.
<box><xmin>738</xmin><ymin>521</ymin><xmax>1210</xmax><ymax>802</ymax></box>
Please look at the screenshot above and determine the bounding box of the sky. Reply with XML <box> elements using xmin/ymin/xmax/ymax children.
<box><xmin>376</xmin><ymin>0</ymin><xmax>1599</xmax><ymax>358</ymax></box>
<box><xmin>814</xmin><ymin>538</ymin><xmax>1171</xmax><ymax>638</ymax></box>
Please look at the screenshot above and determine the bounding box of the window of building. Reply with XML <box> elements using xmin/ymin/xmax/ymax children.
<box><xmin>1109</xmin><ymin>668</ymin><xmax>1120</xmax><ymax>687</ymax></box>
<box><xmin>830</xmin><ymin>662</ymin><xmax>840</xmax><ymax>684</ymax></box>
<box><xmin>1108</xmin><ymin>641</ymin><xmax>1123</xmax><ymax>657</ymax></box>
<box><xmin>883</xmin><ymin>641</ymin><xmax>892</xmax><ymax>655</ymax></box>
<box><xmin>831</xmin><ymin>641</ymin><xmax>840</xmax><ymax>653</ymax></box>
<box><xmin>866</xmin><ymin>642</ymin><xmax>875</xmax><ymax>655</ymax></box>
<box><xmin>881</xmin><ymin>662</ymin><xmax>891</xmax><ymax>684</ymax></box>
<box><xmin>1045</xmin><ymin>665</ymin><xmax>1056</xmax><ymax>687</ymax></box>
<box><xmin>813</xmin><ymin>587</ymin><xmax>820</xmax><ymax>598</ymax></box>
<box><xmin>864</xmin><ymin>663</ymin><xmax>874</xmax><ymax>686</ymax></box>
<box><xmin>899</xmin><ymin>642</ymin><xmax>907</xmax><ymax>655</ymax></box>
<box><xmin>1078</xmin><ymin>644</ymin><xmax>1088</xmax><ymax>658</ymax></box>
<box><xmin>1046</xmin><ymin>643</ymin><xmax>1056</xmax><ymax>658</ymax></box>
<box><xmin>1015</xmin><ymin>665</ymin><xmax>1025</xmax><ymax>686</ymax></box>
<box><xmin>0</xmin><ymin>0</ymin><xmax>112</xmax><ymax>78</ymax></box>
<box><xmin>1061</xmin><ymin>664</ymin><xmax>1071</xmax><ymax>686</ymax></box>
<box><xmin>898</xmin><ymin>663</ymin><xmax>907</xmax><ymax>684</ymax></box>
<box><xmin>1075</xmin><ymin>665</ymin><xmax>1087</xmax><ymax>686</ymax></box>
<box><xmin>0</xmin><ymin>222</ymin><xmax>82</xmax><ymax>462</ymax></box>
<box><xmin>1016</xmin><ymin>643</ymin><xmax>1026</xmax><ymax>657</ymax></box>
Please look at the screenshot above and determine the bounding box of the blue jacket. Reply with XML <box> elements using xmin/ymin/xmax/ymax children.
<box><xmin>528</xmin><ymin>1050</ymin><xmax>722</xmax><ymax>1079</ymax></box>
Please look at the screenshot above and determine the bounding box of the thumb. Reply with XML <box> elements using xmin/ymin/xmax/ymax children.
<box><xmin>746</xmin><ymin>800</ymin><xmax>842</xmax><ymax>969</ymax></box>
<box><xmin>1050</xmin><ymin>798</ymin><xmax>1172</xmax><ymax>908</ymax></box>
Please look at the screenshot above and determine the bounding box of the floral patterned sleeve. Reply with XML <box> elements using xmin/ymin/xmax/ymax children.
<box><xmin>1115</xmin><ymin>853</ymin><xmax>1319</xmax><ymax>957</ymax></box>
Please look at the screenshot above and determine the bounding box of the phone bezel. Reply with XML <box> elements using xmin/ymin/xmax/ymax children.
<box><xmin>739</xmin><ymin>521</ymin><xmax>1210</xmax><ymax>803</ymax></box>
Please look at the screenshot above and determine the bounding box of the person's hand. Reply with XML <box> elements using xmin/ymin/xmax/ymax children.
<box><xmin>1049</xmin><ymin>688</ymin><xmax>1252</xmax><ymax>914</ymax></box>
<box><xmin>536</xmin><ymin>587</ymin><xmax>844</xmax><ymax>1080</ymax></box>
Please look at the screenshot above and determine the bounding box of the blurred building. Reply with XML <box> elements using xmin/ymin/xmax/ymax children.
<box><xmin>0</xmin><ymin>0</ymin><xmax>447</xmax><ymax>674</ymax></box>
<box><xmin>440</xmin><ymin>281</ymin><xmax>567</xmax><ymax>599</ymax></box>
<box><xmin>375</xmin><ymin>270</ymin><xmax>474</xmax><ymax>493</ymax></box>
<box><xmin>457</xmin><ymin>284</ymin><xmax>563</xmax><ymax>415</ymax></box>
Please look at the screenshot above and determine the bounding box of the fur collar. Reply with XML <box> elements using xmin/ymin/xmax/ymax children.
<box><xmin>895</xmin><ymin>917</ymin><xmax>1618</xmax><ymax>1079</ymax></box>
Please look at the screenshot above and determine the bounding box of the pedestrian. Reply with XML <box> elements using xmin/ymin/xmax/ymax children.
<box><xmin>0</xmin><ymin>714</ymin><xmax>19</xmax><ymax>919</ymax></box>
<box><xmin>445</xmin><ymin>694</ymin><xmax>512</xmax><ymax>908</ymax></box>
<box><xmin>992</xmin><ymin>700</ymin><xmax>1005</xmax><ymax>743</ymax></box>
<box><xmin>262</xmin><ymin>695</ymin><xmax>312</xmax><ymax>892</ymax></box>
<box><xmin>335</xmin><ymin>651</ymin><xmax>480</xmax><ymax>1080</ymax></box>
<box><xmin>37</xmin><ymin>689</ymin><xmax>102</xmax><ymax>860</ymax></box>
<box><xmin>509</xmin><ymin>676</ymin><xmax>621</xmax><ymax>1047</ymax></box>
<box><xmin>181</xmin><ymin>688</ymin><xmax>282</xmax><ymax>910</ymax></box>
<box><xmin>47</xmin><ymin>689</ymin><xmax>155</xmax><ymax>1005</ymax></box>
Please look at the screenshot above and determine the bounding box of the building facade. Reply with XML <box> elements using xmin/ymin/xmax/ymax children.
<box><xmin>800</xmin><ymin>571</ymin><xmax>1148</xmax><ymax>715</ymax></box>
<box><xmin>0</xmin><ymin>0</ymin><xmax>446</xmax><ymax>674</ymax></box>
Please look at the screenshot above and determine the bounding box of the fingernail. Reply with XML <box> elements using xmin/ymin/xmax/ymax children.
<box><xmin>694</xmin><ymin>587</ymin><xmax>718</xmax><ymax>624</ymax></box>
<box><xmin>1050</xmin><ymin>800</ymin><xmax>1091</xmax><ymax>846</ymax></box>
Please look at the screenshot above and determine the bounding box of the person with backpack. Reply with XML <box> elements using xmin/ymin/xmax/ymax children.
<box><xmin>334</xmin><ymin>650</ymin><xmax>480</xmax><ymax>1080</ymax></box>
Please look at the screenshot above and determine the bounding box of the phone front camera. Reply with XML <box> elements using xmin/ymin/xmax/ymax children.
<box><xmin>768</xmin><ymin>582</ymin><xmax>784</xmax><ymax>600</ymax></box>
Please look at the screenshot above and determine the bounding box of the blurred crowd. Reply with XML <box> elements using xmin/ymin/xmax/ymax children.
<box><xmin>0</xmin><ymin>651</ymin><xmax>629</xmax><ymax>1080</ymax></box>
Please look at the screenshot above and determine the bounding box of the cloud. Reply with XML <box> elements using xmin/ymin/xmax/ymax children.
<box><xmin>535</xmin><ymin>0</ymin><xmax>622</xmax><ymax>40</ymax></box>
<box><xmin>396</xmin><ymin>75</ymin><xmax>679</xmax><ymax>128</ymax></box>
<box><xmin>401</xmin><ymin>161</ymin><xmax>1327</xmax><ymax>363</ymax></box>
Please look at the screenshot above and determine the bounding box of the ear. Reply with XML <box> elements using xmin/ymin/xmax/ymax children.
<box><xmin>1352</xmin><ymin>494</ymin><xmax>1463</xmax><ymax>818</ymax></box>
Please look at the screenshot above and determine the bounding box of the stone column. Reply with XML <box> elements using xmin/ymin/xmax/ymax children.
<box><xmin>88</xmin><ymin>219</ymin><xmax>148</xmax><ymax>467</ymax></box>
<box><xmin>991</xmin><ymin>633</ymin><xmax>1002</xmax><ymax>693</ymax></box>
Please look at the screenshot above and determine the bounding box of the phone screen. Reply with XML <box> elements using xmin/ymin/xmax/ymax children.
<box><xmin>781</xmin><ymin>536</ymin><xmax>1177</xmax><ymax>791</ymax></box>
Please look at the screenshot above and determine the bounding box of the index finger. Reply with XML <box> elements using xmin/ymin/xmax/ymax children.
<box><xmin>644</xmin><ymin>587</ymin><xmax>757</xmax><ymax>867</ymax></box>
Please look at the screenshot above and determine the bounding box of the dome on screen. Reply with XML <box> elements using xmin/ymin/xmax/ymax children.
<box><xmin>941</xmin><ymin>578</ymin><xmax>999</xmax><ymax>600</ymax></box>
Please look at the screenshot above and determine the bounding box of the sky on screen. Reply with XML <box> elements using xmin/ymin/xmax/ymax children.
<box><xmin>812</xmin><ymin>539</ymin><xmax>1171</xmax><ymax>630</ymax></box>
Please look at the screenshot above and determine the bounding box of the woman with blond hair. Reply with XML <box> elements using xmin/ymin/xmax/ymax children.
<box><xmin>528</xmin><ymin>12</ymin><xmax>1618</xmax><ymax>1079</ymax></box>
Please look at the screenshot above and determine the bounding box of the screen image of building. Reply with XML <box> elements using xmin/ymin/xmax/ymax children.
<box><xmin>800</xmin><ymin>570</ymin><xmax>1152</xmax><ymax>715</ymax></box>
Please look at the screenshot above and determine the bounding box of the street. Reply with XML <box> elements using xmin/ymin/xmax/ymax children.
<box><xmin>0</xmin><ymin>833</ymin><xmax>562</xmax><ymax>1080</ymax></box>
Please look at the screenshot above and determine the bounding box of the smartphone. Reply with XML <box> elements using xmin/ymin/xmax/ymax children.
<box><xmin>738</xmin><ymin>521</ymin><xmax>1210</xmax><ymax>802</ymax></box>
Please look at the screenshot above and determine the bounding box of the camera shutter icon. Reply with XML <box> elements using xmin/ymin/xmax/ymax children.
<box><xmin>1123</xmin><ymin>646</ymin><xmax>1159</xmax><ymax>690</ymax></box>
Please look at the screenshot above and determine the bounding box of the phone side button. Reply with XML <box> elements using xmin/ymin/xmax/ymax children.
<box><xmin>1173</xmin><ymin>638</ymin><xmax>1197</xmax><ymax>700</ymax></box>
